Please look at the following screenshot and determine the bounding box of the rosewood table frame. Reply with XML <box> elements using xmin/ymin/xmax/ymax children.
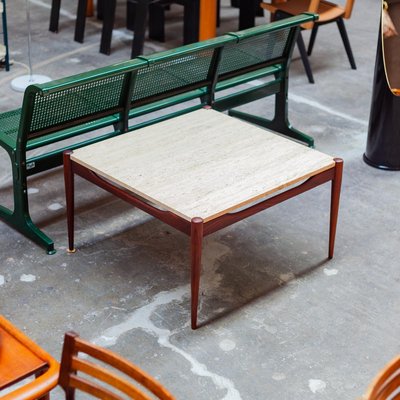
<box><xmin>63</xmin><ymin>151</ymin><xmax>343</xmax><ymax>329</ymax></box>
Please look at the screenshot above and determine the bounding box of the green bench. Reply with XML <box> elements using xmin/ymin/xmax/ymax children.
<box><xmin>0</xmin><ymin>13</ymin><xmax>317</xmax><ymax>254</ymax></box>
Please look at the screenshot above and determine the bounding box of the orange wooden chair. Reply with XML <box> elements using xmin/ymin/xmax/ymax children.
<box><xmin>1</xmin><ymin>316</ymin><xmax>175</xmax><ymax>400</ymax></box>
<box><xmin>58</xmin><ymin>331</ymin><xmax>176</xmax><ymax>400</ymax></box>
<box><xmin>0</xmin><ymin>315</ymin><xmax>59</xmax><ymax>400</ymax></box>
<box><xmin>362</xmin><ymin>356</ymin><xmax>400</xmax><ymax>400</ymax></box>
<box><xmin>261</xmin><ymin>0</ymin><xmax>356</xmax><ymax>83</ymax></box>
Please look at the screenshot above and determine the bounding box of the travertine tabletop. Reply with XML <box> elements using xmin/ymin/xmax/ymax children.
<box><xmin>71</xmin><ymin>109</ymin><xmax>335</xmax><ymax>221</ymax></box>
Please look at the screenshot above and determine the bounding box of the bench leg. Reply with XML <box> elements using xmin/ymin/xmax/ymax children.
<box><xmin>190</xmin><ymin>217</ymin><xmax>203</xmax><ymax>330</ymax></box>
<box><xmin>329</xmin><ymin>158</ymin><xmax>343</xmax><ymax>259</ymax></box>
<box><xmin>63</xmin><ymin>151</ymin><xmax>76</xmax><ymax>253</ymax></box>
<box><xmin>0</xmin><ymin>154</ymin><xmax>55</xmax><ymax>254</ymax></box>
<box><xmin>228</xmin><ymin>110</ymin><xmax>314</xmax><ymax>148</ymax></box>
<box><xmin>49</xmin><ymin>0</ymin><xmax>61</xmax><ymax>32</ymax></box>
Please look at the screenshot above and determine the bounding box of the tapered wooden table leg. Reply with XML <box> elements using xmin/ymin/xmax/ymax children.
<box><xmin>63</xmin><ymin>151</ymin><xmax>76</xmax><ymax>253</ymax></box>
<box><xmin>329</xmin><ymin>158</ymin><xmax>343</xmax><ymax>259</ymax></box>
<box><xmin>191</xmin><ymin>217</ymin><xmax>204</xmax><ymax>329</ymax></box>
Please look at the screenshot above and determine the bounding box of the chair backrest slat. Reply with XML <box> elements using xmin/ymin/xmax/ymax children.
<box><xmin>69</xmin><ymin>375</ymin><xmax>126</xmax><ymax>400</ymax></box>
<box><xmin>364</xmin><ymin>356</ymin><xmax>400</xmax><ymax>400</ymax></box>
<box><xmin>72</xmin><ymin>357</ymin><xmax>152</xmax><ymax>400</ymax></box>
<box><xmin>58</xmin><ymin>332</ymin><xmax>175</xmax><ymax>400</ymax></box>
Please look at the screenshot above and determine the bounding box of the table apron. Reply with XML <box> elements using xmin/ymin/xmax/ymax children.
<box><xmin>71</xmin><ymin>160</ymin><xmax>335</xmax><ymax>238</ymax></box>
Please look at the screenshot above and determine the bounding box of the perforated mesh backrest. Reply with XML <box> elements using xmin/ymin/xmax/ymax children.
<box><xmin>21</xmin><ymin>59</ymin><xmax>148</xmax><ymax>140</ymax></box>
<box><xmin>218</xmin><ymin>28</ymin><xmax>292</xmax><ymax>79</ymax></box>
<box><xmin>25</xmin><ymin>75</ymin><xmax>127</xmax><ymax>140</ymax></box>
<box><xmin>132</xmin><ymin>47</ymin><xmax>220</xmax><ymax>106</ymax></box>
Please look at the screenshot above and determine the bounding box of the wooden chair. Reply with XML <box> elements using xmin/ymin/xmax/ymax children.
<box><xmin>0</xmin><ymin>315</ymin><xmax>59</xmax><ymax>400</ymax></box>
<box><xmin>362</xmin><ymin>356</ymin><xmax>400</xmax><ymax>400</ymax></box>
<box><xmin>261</xmin><ymin>0</ymin><xmax>356</xmax><ymax>83</ymax></box>
<box><xmin>58</xmin><ymin>331</ymin><xmax>176</xmax><ymax>399</ymax></box>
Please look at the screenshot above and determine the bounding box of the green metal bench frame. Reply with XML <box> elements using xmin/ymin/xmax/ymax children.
<box><xmin>0</xmin><ymin>13</ymin><xmax>318</xmax><ymax>254</ymax></box>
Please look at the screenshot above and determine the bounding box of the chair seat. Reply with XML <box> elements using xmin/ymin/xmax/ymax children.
<box><xmin>0</xmin><ymin>315</ymin><xmax>59</xmax><ymax>399</ymax></box>
<box><xmin>262</xmin><ymin>0</ymin><xmax>345</xmax><ymax>24</ymax></box>
<box><xmin>0</xmin><ymin>325</ymin><xmax>47</xmax><ymax>389</ymax></box>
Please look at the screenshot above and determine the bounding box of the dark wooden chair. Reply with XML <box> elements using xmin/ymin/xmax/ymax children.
<box><xmin>58</xmin><ymin>331</ymin><xmax>176</xmax><ymax>399</ymax></box>
<box><xmin>142</xmin><ymin>0</ymin><xmax>201</xmax><ymax>45</ymax></box>
<box><xmin>362</xmin><ymin>356</ymin><xmax>400</xmax><ymax>400</ymax></box>
<box><xmin>261</xmin><ymin>0</ymin><xmax>356</xmax><ymax>83</ymax></box>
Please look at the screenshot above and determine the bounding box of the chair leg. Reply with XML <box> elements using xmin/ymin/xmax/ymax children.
<box><xmin>49</xmin><ymin>0</ymin><xmax>61</xmax><ymax>32</ymax></box>
<box><xmin>183</xmin><ymin>0</ymin><xmax>200</xmax><ymax>44</ymax></box>
<box><xmin>190</xmin><ymin>217</ymin><xmax>203</xmax><ymax>330</ymax></box>
<box><xmin>297</xmin><ymin>31</ymin><xmax>314</xmax><ymax>84</ymax></box>
<box><xmin>149</xmin><ymin>3</ymin><xmax>166</xmax><ymax>42</ymax></box>
<box><xmin>126</xmin><ymin>0</ymin><xmax>135</xmax><ymax>31</ymax></box>
<box><xmin>99</xmin><ymin>0</ymin><xmax>116</xmax><ymax>55</ymax></box>
<box><xmin>131</xmin><ymin>1</ymin><xmax>149</xmax><ymax>58</ymax></box>
<box><xmin>336</xmin><ymin>18</ymin><xmax>356</xmax><ymax>70</ymax></box>
<box><xmin>307</xmin><ymin>25</ymin><xmax>318</xmax><ymax>56</ymax></box>
<box><xmin>97</xmin><ymin>0</ymin><xmax>104</xmax><ymax>19</ymax></box>
<box><xmin>74</xmin><ymin>0</ymin><xmax>87</xmax><ymax>43</ymax></box>
<box><xmin>216</xmin><ymin>0</ymin><xmax>220</xmax><ymax>27</ymax></box>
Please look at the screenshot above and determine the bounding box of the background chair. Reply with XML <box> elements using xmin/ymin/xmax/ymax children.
<box><xmin>58</xmin><ymin>331</ymin><xmax>175</xmax><ymax>399</ymax></box>
<box><xmin>261</xmin><ymin>0</ymin><xmax>356</xmax><ymax>83</ymax></box>
<box><xmin>128</xmin><ymin>0</ymin><xmax>200</xmax><ymax>54</ymax></box>
<box><xmin>362</xmin><ymin>356</ymin><xmax>400</xmax><ymax>400</ymax></box>
<box><xmin>1</xmin><ymin>320</ymin><xmax>175</xmax><ymax>400</ymax></box>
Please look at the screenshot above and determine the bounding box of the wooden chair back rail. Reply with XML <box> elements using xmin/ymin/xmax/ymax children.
<box><xmin>59</xmin><ymin>332</ymin><xmax>175</xmax><ymax>400</ymax></box>
<box><xmin>69</xmin><ymin>374</ymin><xmax>152</xmax><ymax>400</ymax></box>
<box><xmin>363</xmin><ymin>356</ymin><xmax>400</xmax><ymax>400</ymax></box>
<box><xmin>0</xmin><ymin>318</ymin><xmax>175</xmax><ymax>400</ymax></box>
<box><xmin>0</xmin><ymin>13</ymin><xmax>317</xmax><ymax>254</ymax></box>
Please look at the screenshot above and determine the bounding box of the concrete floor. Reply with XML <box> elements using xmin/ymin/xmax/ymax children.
<box><xmin>1</xmin><ymin>0</ymin><xmax>399</xmax><ymax>399</ymax></box>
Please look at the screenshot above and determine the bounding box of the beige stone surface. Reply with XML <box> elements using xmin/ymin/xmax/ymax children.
<box><xmin>71</xmin><ymin>109</ymin><xmax>335</xmax><ymax>221</ymax></box>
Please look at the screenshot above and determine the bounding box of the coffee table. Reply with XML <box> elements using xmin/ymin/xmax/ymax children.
<box><xmin>64</xmin><ymin>108</ymin><xmax>343</xmax><ymax>329</ymax></box>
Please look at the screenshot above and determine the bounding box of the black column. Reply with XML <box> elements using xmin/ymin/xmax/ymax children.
<box><xmin>364</xmin><ymin>29</ymin><xmax>400</xmax><ymax>170</ymax></box>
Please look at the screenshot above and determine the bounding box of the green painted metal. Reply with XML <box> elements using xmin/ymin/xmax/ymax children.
<box><xmin>0</xmin><ymin>13</ymin><xmax>317</xmax><ymax>253</ymax></box>
<box><xmin>1</xmin><ymin>0</ymin><xmax>10</xmax><ymax>71</ymax></box>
